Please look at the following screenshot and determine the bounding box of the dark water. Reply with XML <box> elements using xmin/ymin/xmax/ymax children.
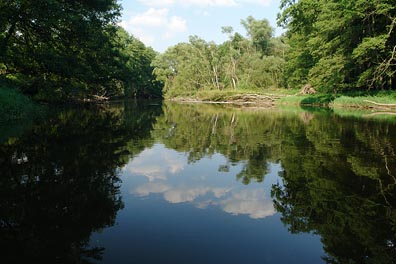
<box><xmin>1</xmin><ymin>101</ymin><xmax>396</xmax><ymax>264</ymax></box>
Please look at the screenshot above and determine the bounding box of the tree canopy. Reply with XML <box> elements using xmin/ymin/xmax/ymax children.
<box><xmin>3</xmin><ymin>1</ymin><xmax>396</xmax><ymax>102</ymax></box>
<box><xmin>152</xmin><ymin>17</ymin><xmax>287</xmax><ymax>96</ymax></box>
<box><xmin>0</xmin><ymin>0</ymin><xmax>162</xmax><ymax>101</ymax></box>
<box><xmin>279</xmin><ymin>0</ymin><xmax>396</xmax><ymax>92</ymax></box>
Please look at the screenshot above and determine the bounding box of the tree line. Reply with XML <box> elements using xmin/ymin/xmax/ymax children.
<box><xmin>152</xmin><ymin>16</ymin><xmax>287</xmax><ymax>96</ymax></box>
<box><xmin>153</xmin><ymin>1</ymin><xmax>396</xmax><ymax>96</ymax></box>
<box><xmin>0</xmin><ymin>0</ymin><xmax>161</xmax><ymax>102</ymax></box>
<box><xmin>278</xmin><ymin>0</ymin><xmax>396</xmax><ymax>92</ymax></box>
<box><xmin>2</xmin><ymin>1</ymin><xmax>395</xmax><ymax>102</ymax></box>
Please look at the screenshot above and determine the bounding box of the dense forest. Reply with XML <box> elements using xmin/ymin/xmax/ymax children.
<box><xmin>155</xmin><ymin>0</ymin><xmax>396</xmax><ymax>96</ymax></box>
<box><xmin>279</xmin><ymin>0</ymin><xmax>396</xmax><ymax>92</ymax></box>
<box><xmin>1</xmin><ymin>0</ymin><xmax>395</xmax><ymax>103</ymax></box>
<box><xmin>152</xmin><ymin>16</ymin><xmax>287</xmax><ymax>95</ymax></box>
<box><xmin>0</xmin><ymin>0</ymin><xmax>161</xmax><ymax>102</ymax></box>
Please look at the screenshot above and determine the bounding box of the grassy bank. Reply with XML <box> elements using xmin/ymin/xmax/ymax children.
<box><xmin>0</xmin><ymin>83</ymin><xmax>44</xmax><ymax>123</ymax></box>
<box><xmin>166</xmin><ymin>88</ymin><xmax>396</xmax><ymax>110</ymax></box>
<box><xmin>278</xmin><ymin>91</ymin><xmax>396</xmax><ymax>109</ymax></box>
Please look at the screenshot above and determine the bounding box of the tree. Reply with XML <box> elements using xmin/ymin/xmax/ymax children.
<box><xmin>279</xmin><ymin>0</ymin><xmax>396</xmax><ymax>91</ymax></box>
<box><xmin>0</xmin><ymin>0</ymin><xmax>156</xmax><ymax>101</ymax></box>
<box><xmin>241</xmin><ymin>16</ymin><xmax>274</xmax><ymax>56</ymax></box>
<box><xmin>115</xmin><ymin>27</ymin><xmax>162</xmax><ymax>98</ymax></box>
<box><xmin>152</xmin><ymin>16</ymin><xmax>287</xmax><ymax>95</ymax></box>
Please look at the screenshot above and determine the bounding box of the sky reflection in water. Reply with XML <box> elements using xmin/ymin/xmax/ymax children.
<box><xmin>90</xmin><ymin>142</ymin><xmax>324</xmax><ymax>264</ymax></box>
<box><xmin>8</xmin><ymin>101</ymin><xmax>396</xmax><ymax>263</ymax></box>
<box><xmin>124</xmin><ymin>144</ymin><xmax>278</xmax><ymax>219</ymax></box>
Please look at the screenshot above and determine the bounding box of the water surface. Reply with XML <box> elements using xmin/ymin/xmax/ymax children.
<box><xmin>1</xmin><ymin>101</ymin><xmax>395</xmax><ymax>264</ymax></box>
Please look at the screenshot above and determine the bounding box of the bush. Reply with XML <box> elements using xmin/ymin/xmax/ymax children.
<box><xmin>0</xmin><ymin>85</ymin><xmax>43</xmax><ymax>122</ymax></box>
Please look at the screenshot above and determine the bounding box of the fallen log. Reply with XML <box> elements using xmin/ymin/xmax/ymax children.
<box><xmin>363</xmin><ymin>100</ymin><xmax>396</xmax><ymax>107</ymax></box>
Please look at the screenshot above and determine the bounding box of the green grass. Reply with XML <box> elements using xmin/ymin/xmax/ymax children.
<box><xmin>331</xmin><ymin>95</ymin><xmax>396</xmax><ymax>108</ymax></box>
<box><xmin>278</xmin><ymin>91</ymin><xmax>396</xmax><ymax>109</ymax></box>
<box><xmin>0</xmin><ymin>82</ymin><xmax>44</xmax><ymax>123</ymax></box>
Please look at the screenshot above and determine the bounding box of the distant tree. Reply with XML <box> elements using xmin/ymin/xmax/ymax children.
<box><xmin>152</xmin><ymin>16</ymin><xmax>287</xmax><ymax>95</ymax></box>
<box><xmin>241</xmin><ymin>16</ymin><xmax>274</xmax><ymax>56</ymax></box>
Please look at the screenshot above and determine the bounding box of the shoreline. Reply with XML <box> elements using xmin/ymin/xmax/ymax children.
<box><xmin>165</xmin><ymin>91</ymin><xmax>396</xmax><ymax>111</ymax></box>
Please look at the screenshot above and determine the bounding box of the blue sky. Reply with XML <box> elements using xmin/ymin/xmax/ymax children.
<box><xmin>119</xmin><ymin>0</ymin><xmax>283</xmax><ymax>52</ymax></box>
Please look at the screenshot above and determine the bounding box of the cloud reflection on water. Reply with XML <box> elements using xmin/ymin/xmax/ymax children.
<box><xmin>124</xmin><ymin>144</ymin><xmax>276</xmax><ymax>219</ymax></box>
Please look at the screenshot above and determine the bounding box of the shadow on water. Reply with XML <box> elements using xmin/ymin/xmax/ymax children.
<box><xmin>0</xmin><ymin>100</ymin><xmax>162</xmax><ymax>263</ymax></box>
<box><xmin>153</xmin><ymin>102</ymin><xmax>396</xmax><ymax>263</ymax></box>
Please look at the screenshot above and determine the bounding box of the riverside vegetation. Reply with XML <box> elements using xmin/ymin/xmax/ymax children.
<box><xmin>1</xmin><ymin>0</ymin><xmax>396</xmax><ymax>119</ymax></box>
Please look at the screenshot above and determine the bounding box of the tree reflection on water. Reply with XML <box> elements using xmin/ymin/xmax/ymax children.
<box><xmin>2</xmin><ymin>101</ymin><xmax>396</xmax><ymax>264</ymax></box>
<box><xmin>0</xmin><ymin>101</ymin><xmax>162</xmax><ymax>263</ymax></box>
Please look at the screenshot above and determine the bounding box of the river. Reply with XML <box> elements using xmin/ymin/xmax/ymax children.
<box><xmin>1</xmin><ymin>101</ymin><xmax>395</xmax><ymax>263</ymax></box>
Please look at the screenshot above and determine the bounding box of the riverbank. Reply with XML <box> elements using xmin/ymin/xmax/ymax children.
<box><xmin>0</xmin><ymin>84</ymin><xmax>44</xmax><ymax>123</ymax></box>
<box><xmin>166</xmin><ymin>89</ymin><xmax>396</xmax><ymax>110</ymax></box>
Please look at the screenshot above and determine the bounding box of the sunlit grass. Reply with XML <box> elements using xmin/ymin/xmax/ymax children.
<box><xmin>165</xmin><ymin>87</ymin><xmax>396</xmax><ymax>111</ymax></box>
<box><xmin>331</xmin><ymin>95</ymin><xmax>396</xmax><ymax>108</ymax></box>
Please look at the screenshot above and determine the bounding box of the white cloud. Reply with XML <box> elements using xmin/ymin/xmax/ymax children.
<box><xmin>124</xmin><ymin>144</ymin><xmax>276</xmax><ymax>219</ymax></box>
<box><xmin>132</xmin><ymin>179</ymin><xmax>274</xmax><ymax>219</ymax></box>
<box><xmin>128</xmin><ymin>27</ymin><xmax>155</xmax><ymax>45</ymax></box>
<box><xmin>240</xmin><ymin>0</ymin><xmax>272</xmax><ymax>6</ymax></box>
<box><xmin>212</xmin><ymin>187</ymin><xmax>230</xmax><ymax>198</ymax></box>
<box><xmin>121</xmin><ymin>8</ymin><xmax>187</xmax><ymax>47</ymax></box>
<box><xmin>180</xmin><ymin>0</ymin><xmax>237</xmax><ymax>7</ymax></box>
<box><xmin>134</xmin><ymin>182</ymin><xmax>171</xmax><ymax>196</ymax></box>
<box><xmin>168</xmin><ymin>16</ymin><xmax>188</xmax><ymax>33</ymax></box>
<box><xmin>220</xmin><ymin>189</ymin><xmax>275</xmax><ymax>219</ymax></box>
<box><xmin>138</xmin><ymin>0</ymin><xmax>176</xmax><ymax>6</ymax></box>
<box><xmin>164</xmin><ymin>187</ymin><xmax>210</xmax><ymax>203</ymax></box>
<box><xmin>137</xmin><ymin>0</ymin><xmax>271</xmax><ymax>7</ymax></box>
<box><xmin>128</xmin><ymin>165</ymin><xmax>168</xmax><ymax>181</ymax></box>
<box><xmin>163</xmin><ymin>153</ymin><xmax>185</xmax><ymax>174</ymax></box>
<box><xmin>130</xmin><ymin>8</ymin><xmax>168</xmax><ymax>27</ymax></box>
<box><xmin>124</xmin><ymin>147</ymin><xmax>185</xmax><ymax>181</ymax></box>
<box><xmin>132</xmin><ymin>182</ymin><xmax>232</xmax><ymax>205</ymax></box>
<box><xmin>138</xmin><ymin>0</ymin><xmax>237</xmax><ymax>7</ymax></box>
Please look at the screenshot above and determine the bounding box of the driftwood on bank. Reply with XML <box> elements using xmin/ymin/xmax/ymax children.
<box><xmin>174</xmin><ymin>93</ymin><xmax>279</xmax><ymax>107</ymax></box>
<box><xmin>295</xmin><ymin>84</ymin><xmax>317</xmax><ymax>95</ymax></box>
<box><xmin>363</xmin><ymin>100</ymin><xmax>396</xmax><ymax>108</ymax></box>
<box><xmin>80</xmin><ymin>94</ymin><xmax>110</xmax><ymax>103</ymax></box>
<box><xmin>225</xmin><ymin>94</ymin><xmax>278</xmax><ymax>106</ymax></box>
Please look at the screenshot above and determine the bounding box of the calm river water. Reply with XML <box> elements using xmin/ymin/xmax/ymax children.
<box><xmin>1</xmin><ymin>101</ymin><xmax>396</xmax><ymax>264</ymax></box>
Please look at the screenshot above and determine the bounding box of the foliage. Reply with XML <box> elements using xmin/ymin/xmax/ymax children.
<box><xmin>115</xmin><ymin>28</ymin><xmax>162</xmax><ymax>99</ymax></box>
<box><xmin>279</xmin><ymin>0</ymin><xmax>396</xmax><ymax>92</ymax></box>
<box><xmin>277</xmin><ymin>91</ymin><xmax>396</xmax><ymax>109</ymax></box>
<box><xmin>0</xmin><ymin>83</ymin><xmax>44</xmax><ymax>122</ymax></box>
<box><xmin>152</xmin><ymin>16</ymin><xmax>287</xmax><ymax>97</ymax></box>
<box><xmin>0</xmin><ymin>1</ymin><xmax>161</xmax><ymax>102</ymax></box>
